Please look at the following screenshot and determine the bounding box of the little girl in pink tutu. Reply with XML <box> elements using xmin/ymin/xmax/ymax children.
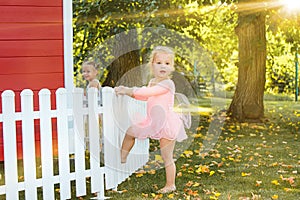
<box><xmin>114</xmin><ymin>46</ymin><xmax>187</xmax><ymax>194</ymax></box>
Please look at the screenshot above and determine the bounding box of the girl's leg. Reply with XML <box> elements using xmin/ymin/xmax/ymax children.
<box><xmin>120</xmin><ymin>127</ymin><xmax>135</xmax><ymax>163</ymax></box>
<box><xmin>158</xmin><ymin>138</ymin><xmax>176</xmax><ymax>192</ymax></box>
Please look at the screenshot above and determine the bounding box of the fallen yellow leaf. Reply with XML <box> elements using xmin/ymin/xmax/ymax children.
<box><xmin>142</xmin><ymin>193</ymin><xmax>148</xmax><ymax>197</ymax></box>
<box><xmin>136</xmin><ymin>173</ymin><xmax>144</xmax><ymax>177</ymax></box>
<box><xmin>271</xmin><ymin>180</ymin><xmax>280</xmax><ymax>186</ymax></box>
<box><xmin>214</xmin><ymin>192</ymin><xmax>221</xmax><ymax>197</ymax></box>
<box><xmin>155</xmin><ymin>154</ymin><xmax>163</xmax><ymax>162</ymax></box>
<box><xmin>241</xmin><ymin>172</ymin><xmax>251</xmax><ymax>177</ymax></box>
<box><xmin>196</xmin><ymin>165</ymin><xmax>210</xmax><ymax>174</ymax></box>
<box><xmin>193</xmin><ymin>182</ymin><xmax>200</xmax><ymax>187</ymax></box>
<box><xmin>284</xmin><ymin>188</ymin><xmax>292</xmax><ymax>192</ymax></box>
<box><xmin>183</xmin><ymin>150</ymin><xmax>193</xmax><ymax>158</ymax></box>
<box><xmin>148</xmin><ymin>169</ymin><xmax>156</xmax><ymax>174</ymax></box>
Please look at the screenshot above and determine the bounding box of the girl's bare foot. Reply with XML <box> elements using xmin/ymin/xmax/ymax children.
<box><xmin>157</xmin><ymin>185</ymin><xmax>176</xmax><ymax>194</ymax></box>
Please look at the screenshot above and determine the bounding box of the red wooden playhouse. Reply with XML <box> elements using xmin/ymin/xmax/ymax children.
<box><xmin>0</xmin><ymin>0</ymin><xmax>73</xmax><ymax>160</ymax></box>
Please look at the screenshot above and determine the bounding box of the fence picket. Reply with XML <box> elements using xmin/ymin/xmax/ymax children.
<box><xmin>2</xmin><ymin>90</ymin><xmax>19</xmax><ymax>200</ymax></box>
<box><xmin>21</xmin><ymin>89</ymin><xmax>38</xmax><ymax>200</ymax></box>
<box><xmin>56</xmin><ymin>88</ymin><xmax>71</xmax><ymax>199</ymax></box>
<box><xmin>102</xmin><ymin>87</ymin><xmax>116</xmax><ymax>190</ymax></box>
<box><xmin>87</xmin><ymin>88</ymin><xmax>104</xmax><ymax>196</ymax></box>
<box><xmin>39</xmin><ymin>89</ymin><xmax>55</xmax><ymax>200</ymax></box>
<box><xmin>72</xmin><ymin>88</ymin><xmax>86</xmax><ymax>196</ymax></box>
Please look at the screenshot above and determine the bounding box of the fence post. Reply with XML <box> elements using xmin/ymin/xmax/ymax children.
<box><xmin>101</xmin><ymin>87</ymin><xmax>116</xmax><ymax>190</ymax></box>
<box><xmin>56</xmin><ymin>88</ymin><xmax>71</xmax><ymax>199</ymax></box>
<box><xmin>2</xmin><ymin>90</ymin><xmax>19</xmax><ymax>200</ymax></box>
<box><xmin>87</xmin><ymin>88</ymin><xmax>105</xmax><ymax>199</ymax></box>
<box><xmin>72</xmin><ymin>88</ymin><xmax>87</xmax><ymax>196</ymax></box>
<box><xmin>39</xmin><ymin>89</ymin><xmax>55</xmax><ymax>200</ymax></box>
<box><xmin>21</xmin><ymin>89</ymin><xmax>37</xmax><ymax>200</ymax></box>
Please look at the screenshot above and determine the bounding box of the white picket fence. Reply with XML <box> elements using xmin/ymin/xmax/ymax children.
<box><xmin>0</xmin><ymin>87</ymin><xmax>149</xmax><ymax>199</ymax></box>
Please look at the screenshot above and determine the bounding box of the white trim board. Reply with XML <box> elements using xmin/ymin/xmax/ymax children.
<box><xmin>63</xmin><ymin>0</ymin><xmax>74</xmax><ymax>92</ymax></box>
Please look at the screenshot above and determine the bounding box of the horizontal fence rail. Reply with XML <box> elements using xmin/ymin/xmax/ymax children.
<box><xmin>0</xmin><ymin>87</ymin><xmax>149</xmax><ymax>199</ymax></box>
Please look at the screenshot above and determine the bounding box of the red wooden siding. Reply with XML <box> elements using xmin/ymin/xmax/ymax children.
<box><xmin>0</xmin><ymin>23</ymin><xmax>63</xmax><ymax>40</ymax></box>
<box><xmin>0</xmin><ymin>0</ymin><xmax>64</xmax><ymax>161</ymax></box>
<box><xmin>0</xmin><ymin>57</ymin><xmax>63</xmax><ymax>74</ymax></box>
<box><xmin>0</xmin><ymin>0</ymin><xmax>61</xmax><ymax>6</ymax></box>
<box><xmin>0</xmin><ymin>73</ymin><xmax>64</xmax><ymax>91</ymax></box>
<box><xmin>0</xmin><ymin>2</ymin><xmax>64</xmax><ymax>104</ymax></box>
<box><xmin>0</xmin><ymin>40</ymin><xmax>63</xmax><ymax>57</ymax></box>
<box><xmin>0</xmin><ymin>6</ymin><xmax>62</xmax><ymax>23</ymax></box>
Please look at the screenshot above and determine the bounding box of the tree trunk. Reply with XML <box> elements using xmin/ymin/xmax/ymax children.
<box><xmin>103</xmin><ymin>50</ymin><xmax>141</xmax><ymax>87</ymax></box>
<box><xmin>102</xmin><ymin>31</ymin><xmax>141</xmax><ymax>87</ymax></box>
<box><xmin>228</xmin><ymin>13</ymin><xmax>266</xmax><ymax>122</ymax></box>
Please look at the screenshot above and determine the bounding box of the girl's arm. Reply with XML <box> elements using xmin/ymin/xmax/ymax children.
<box><xmin>115</xmin><ymin>80</ymin><xmax>174</xmax><ymax>100</ymax></box>
<box><xmin>133</xmin><ymin>81</ymin><xmax>172</xmax><ymax>99</ymax></box>
<box><xmin>89</xmin><ymin>80</ymin><xmax>100</xmax><ymax>89</ymax></box>
<box><xmin>115</xmin><ymin>86</ymin><xmax>134</xmax><ymax>97</ymax></box>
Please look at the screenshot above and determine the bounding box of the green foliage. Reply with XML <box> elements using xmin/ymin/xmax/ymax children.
<box><xmin>265</xmin><ymin>11</ymin><xmax>300</xmax><ymax>94</ymax></box>
<box><xmin>73</xmin><ymin>0</ymin><xmax>300</xmax><ymax>95</ymax></box>
<box><xmin>73</xmin><ymin>0</ymin><xmax>152</xmax><ymax>85</ymax></box>
<box><xmin>73</xmin><ymin>0</ymin><xmax>238</xmax><ymax>91</ymax></box>
<box><xmin>266</xmin><ymin>28</ymin><xmax>295</xmax><ymax>94</ymax></box>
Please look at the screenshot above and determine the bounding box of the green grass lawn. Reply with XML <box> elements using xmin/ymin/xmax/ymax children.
<box><xmin>0</xmin><ymin>99</ymin><xmax>298</xmax><ymax>200</ymax></box>
<box><xmin>107</xmin><ymin>100</ymin><xmax>300</xmax><ymax>200</ymax></box>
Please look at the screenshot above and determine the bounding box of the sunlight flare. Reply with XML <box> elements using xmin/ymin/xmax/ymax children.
<box><xmin>282</xmin><ymin>0</ymin><xmax>300</xmax><ymax>11</ymax></box>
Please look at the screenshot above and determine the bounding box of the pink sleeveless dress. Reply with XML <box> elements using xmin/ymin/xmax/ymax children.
<box><xmin>129</xmin><ymin>79</ymin><xmax>187</xmax><ymax>142</ymax></box>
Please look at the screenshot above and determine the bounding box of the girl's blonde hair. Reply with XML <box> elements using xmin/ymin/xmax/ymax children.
<box><xmin>148</xmin><ymin>46</ymin><xmax>175</xmax><ymax>71</ymax></box>
<box><xmin>82</xmin><ymin>60</ymin><xmax>98</xmax><ymax>70</ymax></box>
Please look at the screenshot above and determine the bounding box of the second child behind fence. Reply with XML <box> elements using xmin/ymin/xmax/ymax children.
<box><xmin>114</xmin><ymin>46</ymin><xmax>188</xmax><ymax>194</ymax></box>
<box><xmin>82</xmin><ymin>60</ymin><xmax>103</xmax><ymax>151</ymax></box>
<box><xmin>82</xmin><ymin>60</ymin><xmax>102</xmax><ymax>94</ymax></box>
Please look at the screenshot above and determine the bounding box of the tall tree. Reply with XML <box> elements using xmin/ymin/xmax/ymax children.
<box><xmin>228</xmin><ymin>0</ymin><xmax>267</xmax><ymax>122</ymax></box>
